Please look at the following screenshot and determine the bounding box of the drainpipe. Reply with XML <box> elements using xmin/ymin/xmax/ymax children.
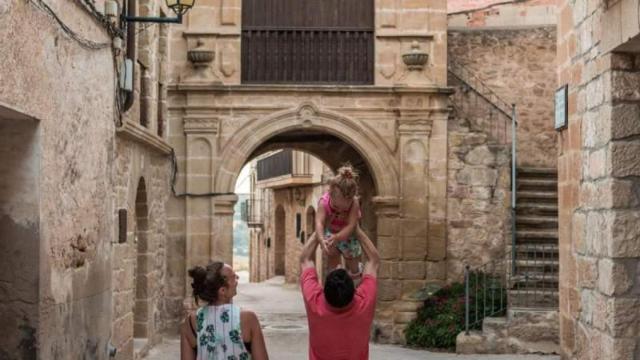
<box><xmin>122</xmin><ymin>0</ymin><xmax>136</xmax><ymax>112</ymax></box>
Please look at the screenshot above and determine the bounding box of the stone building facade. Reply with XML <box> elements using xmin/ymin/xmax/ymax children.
<box><xmin>167</xmin><ymin>0</ymin><xmax>452</xmax><ymax>342</ymax></box>
<box><xmin>246</xmin><ymin>150</ymin><xmax>328</xmax><ymax>284</ymax></box>
<box><xmin>1</xmin><ymin>1</ymin><xmax>173</xmax><ymax>359</ymax></box>
<box><xmin>556</xmin><ymin>0</ymin><xmax>640</xmax><ymax>359</ymax></box>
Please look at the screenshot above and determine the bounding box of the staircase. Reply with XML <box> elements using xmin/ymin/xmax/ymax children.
<box><xmin>510</xmin><ymin>167</ymin><xmax>559</xmax><ymax>310</ymax></box>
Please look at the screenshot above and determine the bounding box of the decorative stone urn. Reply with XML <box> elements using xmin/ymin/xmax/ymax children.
<box><xmin>181</xmin><ymin>38</ymin><xmax>220</xmax><ymax>84</ymax></box>
<box><xmin>187</xmin><ymin>39</ymin><xmax>215</xmax><ymax>68</ymax></box>
<box><xmin>396</xmin><ymin>41</ymin><xmax>431</xmax><ymax>86</ymax></box>
<box><xmin>402</xmin><ymin>41</ymin><xmax>429</xmax><ymax>71</ymax></box>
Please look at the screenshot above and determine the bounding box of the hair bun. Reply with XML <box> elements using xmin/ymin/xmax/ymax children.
<box><xmin>188</xmin><ymin>266</ymin><xmax>207</xmax><ymax>295</ymax></box>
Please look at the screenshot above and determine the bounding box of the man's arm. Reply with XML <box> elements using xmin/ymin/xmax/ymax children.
<box><xmin>299</xmin><ymin>231</ymin><xmax>319</xmax><ymax>271</ymax></box>
<box><xmin>355</xmin><ymin>226</ymin><xmax>379</xmax><ymax>277</ymax></box>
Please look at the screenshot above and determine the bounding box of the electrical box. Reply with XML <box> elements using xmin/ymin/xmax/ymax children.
<box><xmin>119</xmin><ymin>59</ymin><xmax>133</xmax><ymax>92</ymax></box>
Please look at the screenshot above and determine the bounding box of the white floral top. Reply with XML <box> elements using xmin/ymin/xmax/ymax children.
<box><xmin>196</xmin><ymin>304</ymin><xmax>250</xmax><ymax>360</ymax></box>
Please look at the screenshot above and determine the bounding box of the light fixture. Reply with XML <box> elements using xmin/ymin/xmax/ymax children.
<box><xmin>122</xmin><ymin>0</ymin><xmax>195</xmax><ymax>23</ymax></box>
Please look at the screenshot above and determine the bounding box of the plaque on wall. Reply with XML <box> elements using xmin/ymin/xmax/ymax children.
<box><xmin>555</xmin><ymin>84</ymin><xmax>568</xmax><ymax>130</ymax></box>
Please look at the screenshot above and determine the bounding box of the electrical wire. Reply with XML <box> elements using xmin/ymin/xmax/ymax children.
<box><xmin>28</xmin><ymin>0</ymin><xmax>111</xmax><ymax>50</ymax></box>
<box><xmin>448</xmin><ymin>0</ymin><xmax>529</xmax><ymax>17</ymax></box>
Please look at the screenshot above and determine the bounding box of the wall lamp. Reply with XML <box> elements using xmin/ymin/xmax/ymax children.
<box><xmin>122</xmin><ymin>0</ymin><xmax>195</xmax><ymax>23</ymax></box>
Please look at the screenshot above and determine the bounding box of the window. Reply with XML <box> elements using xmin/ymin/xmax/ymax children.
<box><xmin>241</xmin><ymin>0</ymin><xmax>374</xmax><ymax>84</ymax></box>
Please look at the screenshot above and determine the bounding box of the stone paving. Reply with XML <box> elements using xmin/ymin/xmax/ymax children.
<box><xmin>144</xmin><ymin>273</ymin><xmax>560</xmax><ymax>360</ymax></box>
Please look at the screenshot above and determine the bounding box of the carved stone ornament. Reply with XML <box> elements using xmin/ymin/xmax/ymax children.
<box><xmin>396</xmin><ymin>41</ymin><xmax>432</xmax><ymax>86</ymax></box>
<box><xmin>181</xmin><ymin>39</ymin><xmax>221</xmax><ymax>84</ymax></box>
<box><xmin>402</xmin><ymin>41</ymin><xmax>429</xmax><ymax>71</ymax></box>
<box><xmin>188</xmin><ymin>39</ymin><xmax>215</xmax><ymax>67</ymax></box>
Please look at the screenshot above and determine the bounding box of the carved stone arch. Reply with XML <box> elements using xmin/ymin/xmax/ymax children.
<box><xmin>214</xmin><ymin>103</ymin><xmax>399</xmax><ymax>198</ymax></box>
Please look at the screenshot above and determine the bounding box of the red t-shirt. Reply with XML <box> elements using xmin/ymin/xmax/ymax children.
<box><xmin>300</xmin><ymin>267</ymin><xmax>377</xmax><ymax>360</ymax></box>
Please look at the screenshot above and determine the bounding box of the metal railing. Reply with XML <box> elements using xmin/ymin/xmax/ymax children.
<box><xmin>240</xmin><ymin>198</ymin><xmax>262</xmax><ymax>224</ymax></box>
<box><xmin>257</xmin><ymin>149</ymin><xmax>293</xmax><ymax>181</ymax></box>
<box><xmin>464</xmin><ymin>257</ymin><xmax>508</xmax><ymax>334</ymax></box>
<box><xmin>448</xmin><ymin>62</ymin><xmax>515</xmax><ymax>146</ymax></box>
<box><xmin>509</xmin><ymin>242</ymin><xmax>559</xmax><ymax>310</ymax></box>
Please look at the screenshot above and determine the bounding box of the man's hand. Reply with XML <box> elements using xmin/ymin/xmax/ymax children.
<box><xmin>323</xmin><ymin>233</ymin><xmax>336</xmax><ymax>253</ymax></box>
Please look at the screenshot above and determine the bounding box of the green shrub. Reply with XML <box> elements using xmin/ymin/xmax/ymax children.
<box><xmin>404</xmin><ymin>276</ymin><xmax>506</xmax><ymax>350</ymax></box>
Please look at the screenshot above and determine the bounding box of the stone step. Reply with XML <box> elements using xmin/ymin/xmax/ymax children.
<box><xmin>514</xmin><ymin>259</ymin><xmax>558</xmax><ymax>267</ymax></box>
<box><xmin>509</xmin><ymin>289</ymin><xmax>559</xmax><ymax>309</ymax></box>
<box><xmin>517</xmin><ymin>190</ymin><xmax>558</xmax><ymax>204</ymax></box>
<box><xmin>517</xmin><ymin>178</ymin><xmax>557</xmax><ymax>191</ymax></box>
<box><xmin>517</xmin><ymin>167</ymin><xmax>558</xmax><ymax>178</ymax></box>
<box><xmin>516</xmin><ymin>229</ymin><xmax>558</xmax><ymax>240</ymax></box>
<box><xmin>516</xmin><ymin>215</ymin><xmax>558</xmax><ymax>229</ymax></box>
<box><xmin>511</xmin><ymin>273</ymin><xmax>558</xmax><ymax>283</ymax></box>
<box><xmin>517</xmin><ymin>202</ymin><xmax>558</xmax><ymax>216</ymax></box>
<box><xmin>515</xmin><ymin>244</ymin><xmax>559</xmax><ymax>253</ymax></box>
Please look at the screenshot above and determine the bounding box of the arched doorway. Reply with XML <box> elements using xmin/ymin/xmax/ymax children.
<box><xmin>274</xmin><ymin>205</ymin><xmax>286</xmax><ymax>276</ymax></box>
<box><xmin>134</xmin><ymin>178</ymin><xmax>150</xmax><ymax>341</ymax></box>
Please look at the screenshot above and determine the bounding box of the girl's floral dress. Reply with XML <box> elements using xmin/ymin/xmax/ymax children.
<box><xmin>196</xmin><ymin>304</ymin><xmax>250</xmax><ymax>360</ymax></box>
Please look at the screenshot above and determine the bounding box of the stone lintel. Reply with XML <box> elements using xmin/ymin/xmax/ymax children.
<box><xmin>116</xmin><ymin>120</ymin><xmax>172</xmax><ymax>155</ymax></box>
<box><xmin>168</xmin><ymin>83</ymin><xmax>454</xmax><ymax>96</ymax></box>
<box><xmin>182</xmin><ymin>29</ymin><xmax>241</xmax><ymax>38</ymax></box>
<box><xmin>183</xmin><ymin>117</ymin><xmax>220</xmax><ymax>134</ymax></box>
<box><xmin>375</xmin><ymin>30</ymin><xmax>436</xmax><ymax>40</ymax></box>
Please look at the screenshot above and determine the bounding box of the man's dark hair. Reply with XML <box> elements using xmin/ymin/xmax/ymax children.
<box><xmin>324</xmin><ymin>269</ymin><xmax>355</xmax><ymax>308</ymax></box>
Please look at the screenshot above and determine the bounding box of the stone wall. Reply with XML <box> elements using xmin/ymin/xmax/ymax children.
<box><xmin>111</xmin><ymin>141</ymin><xmax>171</xmax><ymax>359</ymax></box>
<box><xmin>446</xmin><ymin>107</ymin><xmax>511</xmax><ymax>282</ymax></box>
<box><xmin>557</xmin><ymin>0</ymin><xmax>640</xmax><ymax>358</ymax></box>
<box><xmin>0</xmin><ymin>1</ymin><xmax>116</xmax><ymax>358</ymax></box>
<box><xmin>0</xmin><ymin>117</ymin><xmax>39</xmax><ymax>360</ymax></box>
<box><xmin>448</xmin><ymin>27</ymin><xmax>558</xmax><ymax>168</ymax></box>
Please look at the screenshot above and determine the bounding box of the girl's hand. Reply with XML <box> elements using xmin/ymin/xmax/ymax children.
<box><xmin>324</xmin><ymin>234</ymin><xmax>336</xmax><ymax>248</ymax></box>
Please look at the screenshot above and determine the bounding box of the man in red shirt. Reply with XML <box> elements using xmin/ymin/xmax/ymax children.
<box><xmin>299</xmin><ymin>227</ymin><xmax>379</xmax><ymax>360</ymax></box>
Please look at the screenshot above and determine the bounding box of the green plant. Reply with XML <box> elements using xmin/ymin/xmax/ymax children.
<box><xmin>404</xmin><ymin>275</ymin><xmax>506</xmax><ymax>350</ymax></box>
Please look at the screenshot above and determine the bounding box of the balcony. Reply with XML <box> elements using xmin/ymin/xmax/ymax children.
<box><xmin>241</xmin><ymin>198</ymin><xmax>263</xmax><ymax>227</ymax></box>
<box><xmin>256</xmin><ymin>149</ymin><xmax>314</xmax><ymax>189</ymax></box>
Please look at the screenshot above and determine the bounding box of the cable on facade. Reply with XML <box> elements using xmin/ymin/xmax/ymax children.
<box><xmin>28</xmin><ymin>0</ymin><xmax>111</xmax><ymax>50</ymax></box>
<box><xmin>447</xmin><ymin>0</ymin><xmax>529</xmax><ymax>17</ymax></box>
<box><xmin>169</xmin><ymin>149</ymin><xmax>237</xmax><ymax>198</ymax></box>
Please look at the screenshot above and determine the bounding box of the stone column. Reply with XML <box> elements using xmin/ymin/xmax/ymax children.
<box><xmin>212</xmin><ymin>194</ymin><xmax>237</xmax><ymax>265</ymax></box>
<box><xmin>183</xmin><ymin>116</ymin><xmax>219</xmax><ymax>293</ymax></box>
<box><xmin>426</xmin><ymin>107</ymin><xmax>449</xmax><ymax>281</ymax></box>
<box><xmin>372</xmin><ymin>196</ymin><xmax>401</xmax><ymax>343</ymax></box>
<box><xmin>394</xmin><ymin>109</ymin><xmax>431</xmax><ymax>342</ymax></box>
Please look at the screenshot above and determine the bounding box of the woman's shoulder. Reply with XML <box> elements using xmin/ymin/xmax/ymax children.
<box><xmin>240</xmin><ymin>309</ymin><xmax>260</xmax><ymax>326</ymax></box>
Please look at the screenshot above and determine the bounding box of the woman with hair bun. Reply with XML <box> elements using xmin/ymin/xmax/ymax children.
<box><xmin>180</xmin><ymin>262</ymin><xmax>269</xmax><ymax>360</ymax></box>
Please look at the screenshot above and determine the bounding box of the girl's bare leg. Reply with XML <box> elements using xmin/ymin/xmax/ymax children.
<box><xmin>345</xmin><ymin>256</ymin><xmax>361</xmax><ymax>277</ymax></box>
<box><xmin>327</xmin><ymin>246</ymin><xmax>341</xmax><ymax>270</ymax></box>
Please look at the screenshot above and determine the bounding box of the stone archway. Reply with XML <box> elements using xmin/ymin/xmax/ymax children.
<box><xmin>177</xmin><ymin>93</ymin><xmax>450</xmax><ymax>343</ymax></box>
<box><xmin>274</xmin><ymin>205</ymin><xmax>286</xmax><ymax>276</ymax></box>
<box><xmin>134</xmin><ymin>178</ymin><xmax>150</xmax><ymax>342</ymax></box>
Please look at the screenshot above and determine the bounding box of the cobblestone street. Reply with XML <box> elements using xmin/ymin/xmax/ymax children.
<box><xmin>145</xmin><ymin>274</ymin><xmax>560</xmax><ymax>360</ymax></box>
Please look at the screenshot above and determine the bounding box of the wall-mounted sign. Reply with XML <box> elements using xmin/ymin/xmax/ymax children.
<box><xmin>555</xmin><ymin>84</ymin><xmax>568</xmax><ymax>130</ymax></box>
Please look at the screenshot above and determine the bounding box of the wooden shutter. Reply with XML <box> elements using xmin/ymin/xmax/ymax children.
<box><xmin>241</xmin><ymin>0</ymin><xmax>374</xmax><ymax>84</ymax></box>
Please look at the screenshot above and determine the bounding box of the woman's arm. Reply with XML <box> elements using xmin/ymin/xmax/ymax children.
<box><xmin>243</xmin><ymin>310</ymin><xmax>269</xmax><ymax>360</ymax></box>
<box><xmin>332</xmin><ymin>198</ymin><xmax>359</xmax><ymax>241</ymax></box>
<box><xmin>179</xmin><ymin>314</ymin><xmax>197</xmax><ymax>360</ymax></box>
